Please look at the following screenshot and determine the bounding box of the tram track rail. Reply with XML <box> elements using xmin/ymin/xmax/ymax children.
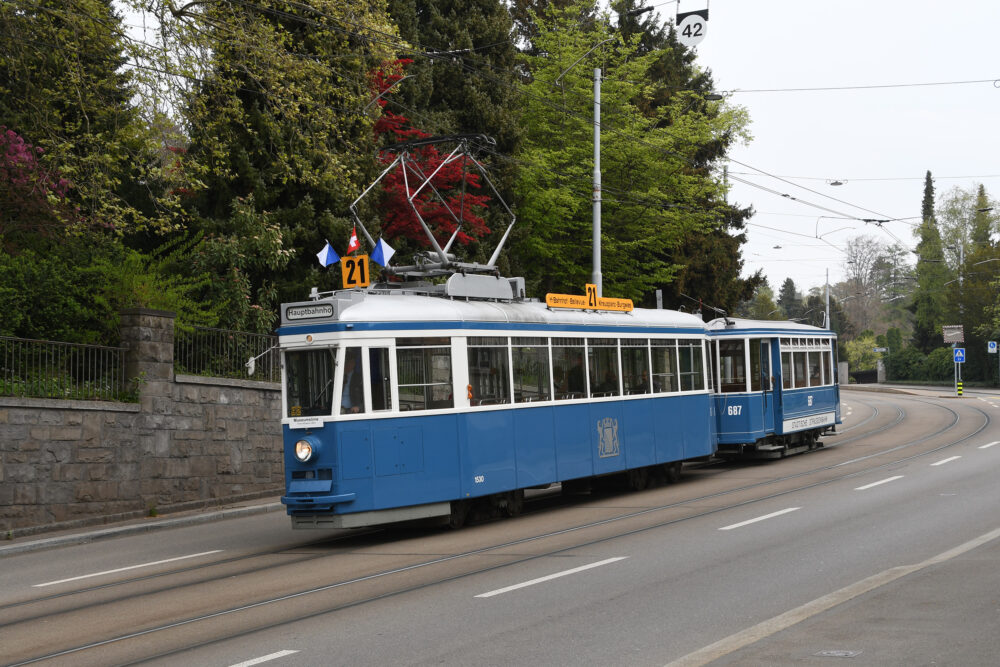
<box><xmin>4</xmin><ymin>393</ymin><xmax>992</xmax><ymax>667</ymax></box>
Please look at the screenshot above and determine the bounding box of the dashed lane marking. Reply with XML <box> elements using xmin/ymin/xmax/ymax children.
<box><xmin>719</xmin><ymin>508</ymin><xmax>800</xmax><ymax>531</ymax></box>
<box><xmin>979</xmin><ymin>441</ymin><xmax>1000</xmax><ymax>449</ymax></box>
<box><xmin>34</xmin><ymin>550</ymin><xmax>223</xmax><ymax>588</ymax></box>
<box><xmin>229</xmin><ymin>650</ymin><xmax>300</xmax><ymax>667</ymax></box>
<box><xmin>475</xmin><ymin>557</ymin><xmax>628</xmax><ymax>598</ymax></box>
<box><xmin>931</xmin><ymin>456</ymin><xmax>962</xmax><ymax>467</ymax></box>
<box><xmin>855</xmin><ymin>476</ymin><xmax>904</xmax><ymax>491</ymax></box>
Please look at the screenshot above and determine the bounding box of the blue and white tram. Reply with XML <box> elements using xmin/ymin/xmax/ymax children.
<box><xmin>278</xmin><ymin>276</ymin><xmax>716</xmax><ymax>528</ymax></box>
<box><xmin>707</xmin><ymin>318</ymin><xmax>841</xmax><ymax>458</ymax></box>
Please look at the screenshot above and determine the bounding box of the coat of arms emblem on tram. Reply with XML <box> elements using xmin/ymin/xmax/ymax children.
<box><xmin>597</xmin><ymin>417</ymin><xmax>620</xmax><ymax>458</ymax></box>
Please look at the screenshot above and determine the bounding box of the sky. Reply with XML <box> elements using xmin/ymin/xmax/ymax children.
<box><xmin>678</xmin><ymin>0</ymin><xmax>1000</xmax><ymax>294</ymax></box>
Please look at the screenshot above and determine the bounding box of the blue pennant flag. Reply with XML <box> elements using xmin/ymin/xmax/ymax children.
<box><xmin>371</xmin><ymin>237</ymin><xmax>396</xmax><ymax>267</ymax></box>
<box><xmin>316</xmin><ymin>240</ymin><xmax>340</xmax><ymax>267</ymax></box>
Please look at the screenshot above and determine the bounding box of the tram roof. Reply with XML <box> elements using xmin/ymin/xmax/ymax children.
<box><xmin>706</xmin><ymin>317</ymin><xmax>835</xmax><ymax>335</ymax></box>
<box><xmin>279</xmin><ymin>291</ymin><xmax>708</xmax><ymax>335</ymax></box>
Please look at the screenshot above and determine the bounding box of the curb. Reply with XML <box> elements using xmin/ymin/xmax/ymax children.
<box><xmin>0</xmin><ymin>502</ymin><xmax>283</xmax><ymax>558</ymax></box>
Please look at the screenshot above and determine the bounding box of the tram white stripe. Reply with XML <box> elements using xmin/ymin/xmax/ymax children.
<box><xmin>228</xmin><ymin>650</ymin><xmax>299</xmax><ymax>667</ymax></box>
<box><xmin>475</xmin><ymin>557</ymin><xmax>628</xmax><ymax>598</ymax></box>
<box><xmin>979</xmin><ymin>441</ymin><xmax>1000</xmax><ymax>449</ymax></box>
<box><xmin>33</xmin><ymin>550</ymin><xmax>223</xmax><ymax>587</ymax></box>
<box><xmin>931</xmin><ymin>456</ymin><xmax>962</xmax><ymax>466</ymax></box>
<box><xmin>719</xmin><ymin>507</ymin><xmax>800</xmax><ymax>531</ymax></box>
<box><xmin>855</xmin><ymin>476</ymin><xmax>903</xmax><ymax>491</ymax></box>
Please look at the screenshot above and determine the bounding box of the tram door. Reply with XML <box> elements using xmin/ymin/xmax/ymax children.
<box><xmin>752</xmin><ymin>338</ymin><xmax>775</xmax><ymax>432</ymax></box>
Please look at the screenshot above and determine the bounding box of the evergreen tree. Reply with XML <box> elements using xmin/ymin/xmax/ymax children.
<box><xmin>911</xmin><ymin>171</ymin><xmax>950</xmax><ymax>353</ymax></box>
<box><xmin>777</xmin><ymin>278</ymin><xmax>803</xmax><ymax>319</ymax></box>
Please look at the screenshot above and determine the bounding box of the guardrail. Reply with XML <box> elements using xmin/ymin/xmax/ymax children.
<box><xmin>174</xmin><ymin>326</ymin><xmax>279</xmax><ymax>383</ymax></box>
<box><xmin>0</xmin><ymin>336</ymin><xmax>134</xmax><ymax>401</ymax></box>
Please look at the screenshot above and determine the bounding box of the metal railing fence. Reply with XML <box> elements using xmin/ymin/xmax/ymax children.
<box><xmin>174</xmin><ymin>326</ymin><xmax>280</xmax><ymax>383</ymax></box>
<box><xmin>0</xmin><ymin>336</ymin><xmax>133</xmax><ymax>401</ymax></box>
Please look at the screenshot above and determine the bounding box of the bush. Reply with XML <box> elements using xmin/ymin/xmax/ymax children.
<box><xmin>887</xmin><ymin>346</ymin><xmax>926</xmax><ymax>381</ymax></box>
<box><xmin>923</xmin><ymin>347</ymin><xmax>956</xmax><ymax>382</ymax></box>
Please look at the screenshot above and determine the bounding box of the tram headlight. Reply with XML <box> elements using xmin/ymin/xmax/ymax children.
<box><xmin>294</xmin><ymin>439</ymin><xmax>315</xmax><ymax>462</ymax></box>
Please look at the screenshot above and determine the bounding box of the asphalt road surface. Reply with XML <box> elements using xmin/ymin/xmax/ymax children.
<box><xmin>3</xmin><ymin>387</ymin><xmax>1000</xmax><ymax>666</ymax></box>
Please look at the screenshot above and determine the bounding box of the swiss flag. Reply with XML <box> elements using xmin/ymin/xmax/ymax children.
<box><xmin>347</xmin><ymin>226</ymin><xmax>360</xmax><ymax>254</ymax></box>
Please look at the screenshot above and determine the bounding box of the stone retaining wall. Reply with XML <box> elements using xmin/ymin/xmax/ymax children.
<box><xmin>0</xmin><ymin>309</ymin><xmax>283</xmax><ymax>536</ymax></box>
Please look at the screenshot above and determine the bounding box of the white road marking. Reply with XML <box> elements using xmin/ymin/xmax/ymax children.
<box><xmin>475</xmin><ymin>557</ymin><xmax>628</xmax><ymax>598</ymax></box>
<box><xmin>33</xmin><ymin>550</ymin><xmax>223</xmax><ymax>588</ymax></box>
<box><xmin>979</xmin><ymin>441</ymin><xmax>1000</xmax><ymax>449</ymax></box>
<box><xmin>719</xmin><ymin>507</ymin><xmax>800</xmax><ymax>531</ymax></box>
<box><xmin>931</xmin><ymin>456</ymin><xmax>962</xmax><ymax>467</ymax></box>
<box><xmin>229</xmin><ymin>650</ymin><xmax>299</xmax><ymax>667</ymax></box>
<box><xmin>855</xmin><ymin>476</ymin><xmax>904</xmax><ymax>491</ymax></box>
<box><xmin>666</xmin><ymin>526</ymin><xmax>1000</xmax><ymax>667</ymax></box>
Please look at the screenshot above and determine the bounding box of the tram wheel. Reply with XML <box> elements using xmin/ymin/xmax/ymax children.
<box><xmin>501</xmin><ymin>490</ymin><xmax>525</xmax><ymax>517</ymax></box>
<box><xmin>448</xmin><ymin>500</ymin><xmax>470</xmax><ymax>529</ymax></box>
<box><xmin>665</xmin><ymin>461</ymin><xmax>682</xmax><ymax>484</ymax></box>
<box><xmin>627</xmin><ymin>467</ymin><xmax>649</xmax><ymax>491</ymax></box>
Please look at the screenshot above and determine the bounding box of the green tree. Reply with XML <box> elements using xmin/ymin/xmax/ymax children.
<box><xmin>149</xmin><ymin>0</ymin><xmax>400</xmax><ymax>322</ymax></box>
<box><xmin>776</xmin><ymin>278</ymin><xmax>802</xmax><ymax>319</ymax></box>
<box><xmin>911</xmin><ymin>171</ymin><xmax>951</xmax><ymax>353</ymax></box>
<box><xmin>734</xmin><ymin>280</ymin><xmax>781</xmax><ymax>320</ymax></box>
<box><xmin>0</xmin><ymin>0</ymin><xmax>168</xmax><ymax>237</ymax></box>
<box><xmin>514</xmin><ymin>0</ymin><xmax>749</xmax><ymax>301</ymax></box>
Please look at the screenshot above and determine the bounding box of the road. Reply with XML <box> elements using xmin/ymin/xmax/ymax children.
<box><xmin>3</xmin><ymin>388</ymin><xmax>1000</xmax><ymax>666</ymax></box>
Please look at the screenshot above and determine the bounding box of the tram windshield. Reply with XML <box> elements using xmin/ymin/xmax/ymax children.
<box><xmin>285</xmin><ymin>348</ymin><xmax>337</xmax><ymax>417</ymax></box>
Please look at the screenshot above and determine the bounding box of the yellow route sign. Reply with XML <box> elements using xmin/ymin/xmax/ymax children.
<box><xmin>341</xmin><ymin>254</ymin><xmax>371</xmax><ymax>289</ymax></box>
<box><xmin>545</xmin><ymin>283</ymin><xmax>633</xmax><ymax>312</ymax></box>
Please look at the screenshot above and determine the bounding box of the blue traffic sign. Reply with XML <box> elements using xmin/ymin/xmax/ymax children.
<box><xmin>989</xmin><ymin>341</ymin><xmax>998</xmax><ymax>354</ymax></box>
<box><xmin>954</xmin><ymin>348</ymin><xmax>966</xmax><ymax>363</ymax></box>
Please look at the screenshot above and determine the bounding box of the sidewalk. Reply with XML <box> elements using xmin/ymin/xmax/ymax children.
<box><xmin>0</xmin><ymin>495</ymin><xmax>283</xmax><ymax>558</ymax></box>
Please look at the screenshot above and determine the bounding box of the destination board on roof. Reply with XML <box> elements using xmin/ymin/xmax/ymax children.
<box><xmin>545</xmin><ymin>283</ymin><xmax>634</xmax><ymax>312</ymax></box>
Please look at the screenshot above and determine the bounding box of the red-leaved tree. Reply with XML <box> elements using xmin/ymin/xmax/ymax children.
<box><xmin>370</xmin><ymin>60</ymin><xmax>490</xmax><ymax>247</ymax></box>
<box><xmin>0</xmin><ymin>126</ymin><xmax>76</xmax><ymax>251</ymax></box>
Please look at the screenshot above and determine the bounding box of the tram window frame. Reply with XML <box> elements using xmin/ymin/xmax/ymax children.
<box><xmin>651</xmin><ymin>339</ymin><xmax>679</xmax><ymax>393</ymax></box>
<box><xmin>467</xmin><ymin>336</ymin><xmax>511</xmax><ymax>406</ymax></box>
<box><xmin>552</xmin><ymin>337</ymin><xmax>587</xmax><ymax>400</ymax></box>
<box><xmin>807</xmin><ymin>350</ymin><xmax>822</xmax><ymax>387</ymax></box>
<box><xmin>621</xmin><ymin>338</ymin><xmax>651</xmax><ymax>395</ymax></box>
<box><xmin>396</xmin><ymin>337</ymin><xmax>454</xmax><ymax>411</ymax></box>
<box><xmin>750</xmin><ymin>338</ymin><xmax>762</xmax><ymax>392</ymax></box>
<box><xmin>284</xmin><ymin>347</ymin><xmax>337</xmax><ymax>418</ymax></box>
<box><xmin>368</xmin><ymin>347</ymin><xmax>393</xmax><ymax>412</ymax></box>
<box><xmin>792</xmin><ymin>349</ymin><xmax>807</xmax><ymax>388</ymax></box>
<box><xmin>339</xmin><ymin>346</ymin><xmax>367</xmax><ymax>415</ymax></box>
<box><xmin>512</xmin><ymin>337</ymin><xmax>551</xmax><ymax>403</ymax></box>
<box><xmin>678</xmin><ymin>339</ymin><xmax>705</xmax><ymax>392</ymax></box>
<box><xmin>781</xmin><ymin>351</ymin><xmax>792</xmax><ymax>389</ymax></box>
<box><xmin>718</xmin><ymin>339</ymin><xmax>747</xmax><ymax>393</ymax></box>
<box><xmin>588</xmin><ymin>338</ymin><xmax>621</xmax><ymax>397</ymax></box>
<box><xmin>822</xmin><ymin>347</ymin><xmax>833</xmax><ymax>386</ymax></box>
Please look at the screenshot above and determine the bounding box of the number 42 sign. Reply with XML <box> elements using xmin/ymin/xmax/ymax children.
<box><xmin>676</xmin><ymin>8</ymin><xmax>708</xmax><ymax>47</ymax></box>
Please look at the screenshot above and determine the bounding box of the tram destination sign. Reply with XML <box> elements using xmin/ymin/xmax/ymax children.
<box><xmin>546</xmin><ymin>284</ymin><xmax>633</xmax><ymax>312</ymax></box>
<box><xmin>286</xmin><ymin>304</ymin><xmax>334</xmax><ymax>320</ymax></box>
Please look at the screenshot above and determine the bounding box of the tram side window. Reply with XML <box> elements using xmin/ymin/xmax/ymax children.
<box><xmin>807</xmin><ymin>351</ymin><xmax>822</xmax><ymax>387</ymax></box>
<box><xmin>396</xmin><ymin>337</ymin><xmax>453</xmax><ymax>411</ymax></box>
<box><xmin>793</xmin><ymin>349</ymin><xmax>807</xmax><ymax>388</ymax></box>
<box><xmin>340</xmin><ymin>347</ymin><xmax>366</xmax><ymax>414</ymax></box>
<box><xmin>718</xmin><ymin>340</ymin><xmax>746</xmax><ymax>393</ymax></box>
<box><xmin>781</xmin><ymin>351</ymin><xmax>792</xmax><ymax>389</ymax></box>
<box><xmin>651</xmin><ymin>340</ymin><xmax>679</xmax><ymax>393</ymax></box>
<box><xmin>588</xmin><ymin>338</ymin><xmax>620</xmax><ymax>397</ymax></box>
<box><xmin>512</xmin><ymin>337</ymin><xmax>551</xmax><ymax>403</ymax></box>
<box><xmin>621</xmin><ymin>339</ymin><xmax>651</xmax><ymax>395</ymax></box>
<box><xmin>750</xmin><ymin>339</ymin><xmax>762</xmax><ymax>392</ymax></box>
<box><xmin>285</xmin><ymin>348</ymin><xmax>336</xmax><ymax>417</ymax></box>
<box><xmin>468</xmin><ymin>337</ymin><xmax>511</xmax><ymax>406</ymax></box>
<box><xmin>369</xmin><ymin>348</ymin><xmax>392</xmax><ymax>411</ymax></box>
<box><xmin>823</xmin><ymin>349</ymin><xmax>833</xmax><ymax>386</ymax></box>
<box><xmin>552</xmin><ymin>338</ymin><xmax>586</xmax><ymax>400</ymax></box>
<box><xmin>678</xmin><ymin>339</ymin><xmax>705</xmax><ymax>391</ymax></box>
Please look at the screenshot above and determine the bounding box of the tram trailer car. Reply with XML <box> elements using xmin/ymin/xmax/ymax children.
<box><xmin>278</xmin><ymin>275</ymin><xmax>716</xmax><ymax>529</ymax></box>
<box><xmin>707</xmin><ymin>318</ymin><xmax>841</xmax><ymax>458</ymax></box>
